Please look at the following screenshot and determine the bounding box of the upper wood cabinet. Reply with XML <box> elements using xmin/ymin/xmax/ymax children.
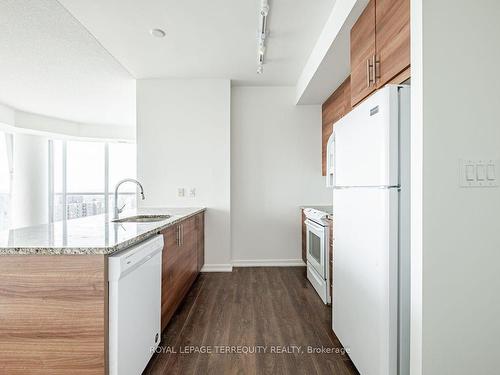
<box><xmin>322</xmin><ymin>76</ymin><xmax>351</xmax><ymax>176</ymax></box>
<box><xmin>350</xmin><ymin>0</ymin><xmax>376</xmax><ymax>107</ymax></box>
<box><xmin>350</xmin><ymin>0</ymin><xmax>410</xmax><ymax>107</ymax></box>
<box><xmin>375</xmin><ymin>0</ymin><xmax>410</xmax><ymax>86</ymax></box>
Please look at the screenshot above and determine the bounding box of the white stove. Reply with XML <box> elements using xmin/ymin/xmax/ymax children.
<box><xmin>303</xmin><ymin>208</ymin><xmax>331</xmax><ymax>304</ymax></box>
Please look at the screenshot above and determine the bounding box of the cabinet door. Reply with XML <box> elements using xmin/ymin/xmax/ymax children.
<box><xmin>350</xmin><ymin>0</ymin><xmax>376</xmax><ymax>107</ymax></box>
<box><xmin>161</xmin><ymin>224</ymin><xmax>181</xmax><ymax>331</ymax></box>
<box><xmin>160</xmin><ymin>218</ymin><xmax>198</xmax><ymax>330</ymax></box>
<box><xmin>322</xmin><ymin>77</ymin><xmax>351</xmax><ymax>176</ymax></box>
<box><xmin>181</xmin><ymin>216</ymin><xmax>198</xmax><ymax>281</ymax></box>
<box><xmin>196</xmin><ymin>213</ymin><xmax>205</xmax><ymax>272</ymax></box>
<box><xmin>375</xmin><ymin>0</ymin><xmax>410</xmax><ymax>87</ymax></box>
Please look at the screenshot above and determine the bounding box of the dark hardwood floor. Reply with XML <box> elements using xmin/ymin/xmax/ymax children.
<box><xmin>144</xmin><ymin>267</ymin><xmax>359</xmax><ymax>375</ymax></box>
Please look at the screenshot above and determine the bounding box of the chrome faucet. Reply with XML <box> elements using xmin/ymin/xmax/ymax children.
<box><xmin>113</xmin><ymin>178</ymin><xmax>145</xmax><ymax>220</ymax></box>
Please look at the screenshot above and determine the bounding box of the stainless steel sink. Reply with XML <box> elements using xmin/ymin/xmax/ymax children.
<box><xmin>112</xmin><ymin>214</ymin><xmax>171</xmax><ymax>223</ymax></box>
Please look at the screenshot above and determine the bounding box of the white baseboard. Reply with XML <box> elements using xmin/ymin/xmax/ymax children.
<box><xmin>201</xmin><ymin>260</ymin><xmax>306</xmax><ymax>272</ymax></box>
<box><xmin>201</xmin><ymin>263</ymin><xmax>233</xmax><ymax>272</ymax></box>
<box><xmin>231</xmin><ymin>259</ymin><xmax>306</xmax><ymax>267</ymax></box>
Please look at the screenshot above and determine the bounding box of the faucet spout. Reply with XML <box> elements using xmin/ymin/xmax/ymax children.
<box><xmin>113</xmin><ymin>178</ymin><xmax>145</xmax><ymax>220</ymax></box>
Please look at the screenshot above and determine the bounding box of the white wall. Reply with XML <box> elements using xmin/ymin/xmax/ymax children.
<box><xmin>11</xmin><ymin>133</ymin><xmax>48</xmax><ymax>228</ymax></box>
<box><xmin>412</xmin><ymin>1</ymin><xmax>500</xmax><ymax>374</ymax></box>
<box><xmin>410</xmin><ymin>1</ymin><xmax>423</xmax><ymax>373</ymax></box>
<box><xmin>231</xmin><ymin>86</ymin><xmax>331</xmax><ymax>265</ymax></box>
<box><xmin>0</xmin><ymin>103</ymin><xmax>15</xmax><ymax>127</ymax></box>
<box><xmin>137</xmin><ymin>79</ymin><xmax>231</xmax><ymax>270</ymax></box>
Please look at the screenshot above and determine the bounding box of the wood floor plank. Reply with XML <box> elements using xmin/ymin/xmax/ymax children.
<box><xmin>144</xmin><ymin>267</ymin><xmax>359</xmax><ymax>375</ymax></box>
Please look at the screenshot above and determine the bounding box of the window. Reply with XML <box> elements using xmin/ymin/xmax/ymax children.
<box><xmin>50</xmin><ymin>139</ymin><xmax>136</xmax><ymax>222</ymax></box>
<box><xmin>0</xmin><ymin>132</ymin><xmax>11</xmax><ymax>231</ymax></box>
<box><xmin>108</xmin><ymin>142</ymin><xmax>137</xmax><ymax>215</ymax></box>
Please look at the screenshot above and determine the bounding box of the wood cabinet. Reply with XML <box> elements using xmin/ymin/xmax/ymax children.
<box><xmin>350</xmin><ymin>0</ymin><xmax>410</xmax><ymax>107</ymax></box>
<box><xmin>322</xmin><ymin>76</ymin><xmax>351</xmax><ymax>176</ymax></box>
<box><xmin>375</xmin><ymin>0</ymin><xmax>410</xmax><ymax>87</ymax></box>
<box><xmin>350</xmin><ymin>0</ymin><xmax>376</xmax><ymax>107</ymax></box>
<box><xmin>161</xmin><ymin>212</ymin><xmax>204</xmax><ymax>331</ymax></box>
<box><xmin>196</xmin><ymin>212</ymin><xmax>205</xmax><ymax>272</ymax></box>
<box><xmin>321</xmin><ymin>0</ymin><xmax>409</xmax><ymax>173</ymax></box>
<box><xmin>0</xmin><ymin>255</ymin><xmax>107</xmax><ymax>374</ymax></box>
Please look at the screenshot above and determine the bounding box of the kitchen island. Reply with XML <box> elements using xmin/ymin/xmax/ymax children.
<box><xmin>0</xmin><ymin>207</ymin><xmax>205</xmax><ymax>375</ymax></box>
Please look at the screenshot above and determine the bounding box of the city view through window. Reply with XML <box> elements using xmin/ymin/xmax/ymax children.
<box><xmin>52</xmin><ymin>140</ymin><xmax>137</xmax><ymax>222</ymax></box>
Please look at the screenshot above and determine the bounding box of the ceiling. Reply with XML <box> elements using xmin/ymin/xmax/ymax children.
<box><xmin>0</xmin><ymin>0</ymin><xmax>135</xmax><ymax>127</ymax></box>
<box><xmin>0</xmin><ymin>0</ymin><xmax>334</xmax><ymax>128</ymax></box>
<box><xmin>58</xmin><ymin>0</ymin><xmax>335</xmax><ymax>86</ymax></box>
<box><xmin>296</xmin><ymin>0</ymin><xmax>368</xmax><ymax>104</ymax></box>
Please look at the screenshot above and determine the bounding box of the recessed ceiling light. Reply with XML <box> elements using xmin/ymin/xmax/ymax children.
<box><xmin>150</xmin><ymin>28</ymin><xmax>166</xmax><ymax>38</ymax></box>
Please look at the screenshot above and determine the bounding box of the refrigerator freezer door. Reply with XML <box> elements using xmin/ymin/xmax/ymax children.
<box><xmin>334</xmin><ymin>86</ymin><xmax>400</xmax><ymax>187</ymax></box>
<box><xmin>332</xmin><ymin>187</ymin><xmax>399</xmax><ymax>375</ymax></box>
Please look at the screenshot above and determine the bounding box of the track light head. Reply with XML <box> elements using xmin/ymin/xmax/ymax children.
<box><xmin>261</xmin><ymin>0</ymin><xmax>270</xmax><ymax>16</ymax></box>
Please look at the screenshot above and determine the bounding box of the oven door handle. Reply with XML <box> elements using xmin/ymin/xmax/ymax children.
<box><xmin>305</xmin><ymin>219</ymin><xmax>325</xmax><ymax>232</ymax></box>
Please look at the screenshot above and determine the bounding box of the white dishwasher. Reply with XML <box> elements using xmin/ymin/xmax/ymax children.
<box><xmin>108</xmin><ymin>235</ymin><xmax>163</xmax><ymax>375</ymax></box>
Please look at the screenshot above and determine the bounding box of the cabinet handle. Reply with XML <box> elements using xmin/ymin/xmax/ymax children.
<box><xmin>177</xmin><ymin>225</ymin><xmax>181</xmax><ymax>247</ymax></box>
<box><xmin>367</xmin><ymin>58</ymin><xmax>375</xmax><ymax>88</ymax></box>
<box><xmin>366</xmin><ymin>58</ymin><xmax>371</xmax><ymax>88</ymax></box>
<box><xmin>373</xmin><ymin>55</ymin><xmax>380</xmax><ymax>83</ymax></box>
<box><xmin>181</xmin><ymin>224</ymin><xmax>184</xmax><ymax>246</ymax></box>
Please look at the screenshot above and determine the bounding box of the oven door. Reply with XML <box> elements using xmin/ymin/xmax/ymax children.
<box><xmin>305</xmin><ymin>219</ymin><xmax>326</xmax><ymax>279</ymax></box>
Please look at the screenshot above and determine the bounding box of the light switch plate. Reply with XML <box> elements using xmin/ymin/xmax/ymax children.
<box><xmin>460</xmin><ymin>159</ymin><xmax>498</xmax><ymax>187</ymax></box>
<box><xmin>189</xmin><ymin>188</ymin><xmax>196</xmax><ymax>198</ymax></box>
<box><xmin>177</xmin><ymin>188</ymin><xmax>185</xmax><ymax>197</ymax></box>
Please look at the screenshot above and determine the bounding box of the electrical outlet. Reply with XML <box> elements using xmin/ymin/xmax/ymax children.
<box><xmin>189</xmin><ymin>188</ymin><xmax>196</xmax><ymax>198</ymax></box>
<box><xmin>177</xmin><ymin>188</ymin><xmax>185</xmax><ymax>197</ymax></box>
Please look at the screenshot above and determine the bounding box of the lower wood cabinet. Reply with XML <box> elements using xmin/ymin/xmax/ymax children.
<box><xmin>196</xmin><ymin>212</ymin><xmax>205</xmax><ymax>272</ymax></box>
<box><xmin>0</xmin><ymin>255</ymin><xmax>108</xmax><ymax>374</ymax></box>
<box><xmin>160</xmin><ymin>212</ymin><xmax>205</xmax><ymax>331</ymax></box>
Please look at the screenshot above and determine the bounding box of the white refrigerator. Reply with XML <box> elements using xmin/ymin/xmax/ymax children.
<box><xmin>332</xmin><ymin>85</ymin><xmax>410</xmax><ymax>375</ymax></box>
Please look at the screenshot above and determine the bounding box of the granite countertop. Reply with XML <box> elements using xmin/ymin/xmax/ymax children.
<box><xmin>0</xmin><ymin>207</ymin><xmax>205</xmax><ymax>256</ymax></box>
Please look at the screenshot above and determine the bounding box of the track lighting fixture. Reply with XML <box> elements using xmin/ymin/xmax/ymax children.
<box><xmin>257</xmin><ymin>0</ymin><xmax>270</xmax><ymax>74</ymax></box>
